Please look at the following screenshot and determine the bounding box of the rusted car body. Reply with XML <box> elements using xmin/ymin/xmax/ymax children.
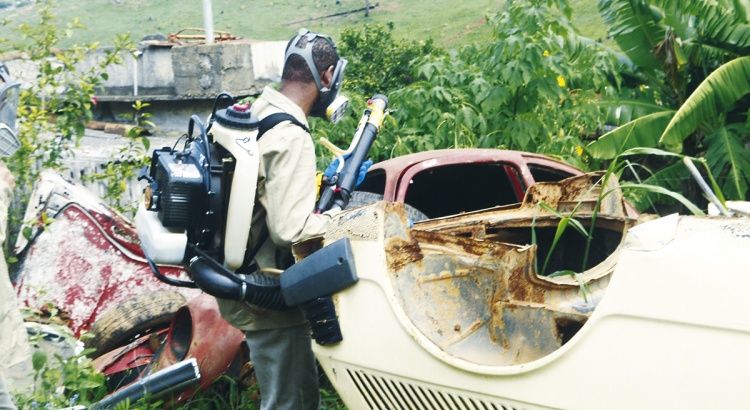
<box><xmin>307</xmin><ymin>163</ymin><xmax>750</xmax><ymax>409</ymax></box>
<box><xmin>13</xmin><ymin>148</ymin><xmax>592</xmax><ymax>405</ymax></box>
<box><xmin>13</xmin><ymin>170</ymin><xmax>200</xmax><ymax>337</ymax></box>
<box><xmin>12</xmin><ymin>171</ymin><xmax>245</xmax><ymax>403</ymax></box>
<box><xmin>25</xmin><ymin>145</ymin><xmax>746</xmax><ymax>409</ymax></box>
<box><xmin>14</xmin><ymin>148</ymin><xmax>582</xmax><ymax>335</ymax></box>
<box><xmin>92</xmin><ymin>294</ymin><xmax>248</xmax><ymax>401</ymax></box>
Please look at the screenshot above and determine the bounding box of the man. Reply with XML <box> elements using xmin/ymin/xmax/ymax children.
<box><xmin>0</xmin><ymin>62</ymin><xmax>30</xmax><ymax>410</ymax></box>
<box><xmin>216</xmin><ymin>29</ymin><xmax>348</xmax><ymax>410</ymax></box>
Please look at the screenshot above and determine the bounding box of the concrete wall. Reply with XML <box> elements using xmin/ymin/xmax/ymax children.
<box><xmin>96</xmin><ymin>40</ymin><xmax>287</xmax><ymax>101</ymax></box>
<box><xmin>1</xmin><ymin>40</ymin><xmax>289</xmax><ymax>210</ymax></box>
<box><xmin>97</xmin><ymin>46</ymin><xmax>176</xmax><ymax>97</ymax></box>
<box><xmin>3</xmin><ymin>39</ymin><xmax>287</xmax><ymax>133</ymax></box>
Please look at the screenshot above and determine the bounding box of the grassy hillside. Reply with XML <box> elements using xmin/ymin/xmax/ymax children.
<box><xmin>1</xmin><ymin>0</ymin><xmax>608</xmax><ymax>51</ymax></box>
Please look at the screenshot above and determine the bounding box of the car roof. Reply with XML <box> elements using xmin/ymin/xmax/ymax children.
<box><xmin>370</xmin><ymin>148</ymin><xmax>581</xmax><ymax>175</ymax></box>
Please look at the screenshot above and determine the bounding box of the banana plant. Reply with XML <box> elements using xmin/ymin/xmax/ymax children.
<box><xmin>588</xmin><ymin>0</ymin><xmax>750</xmax><ymax>204</ymax></box>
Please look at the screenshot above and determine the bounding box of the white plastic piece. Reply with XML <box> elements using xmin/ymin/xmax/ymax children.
<box><xmin>135</xmin><ymin>202</ymin><xmax>188</xmax><ymax>265</ymax></box>
<box><xmin>709</xmin><ymin>200</ymin><xmax>750</xmax><ymax>216</ymax></box>
<box><xmin>211</xmin><ymin>121</ymin><xmax>260</xmax><ymax>271</ymax></box>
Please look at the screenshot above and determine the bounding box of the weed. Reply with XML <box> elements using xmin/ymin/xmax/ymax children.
<box><xmin>82</xmin><ymin>100</ymin><xmax>152</xmax><ymax>214</ymax></box>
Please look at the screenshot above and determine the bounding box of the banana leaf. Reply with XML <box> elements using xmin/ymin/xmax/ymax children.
<box><xmin>660</xmin><ymin>56</ymin><xmax>750</xmax><ymax>146</ymax></box>
<box><xmin>617</xmin><ymin>183</ymin><xmax>705</xmax><ymax>215</ymax></box>
<box><xmin>642</xmin><ymin>0</ymin><xmax>750</xmax><ymax>62</ymax></box>
<box><xmin>733</xmin><ymin>0</ymin><xmax>750</xmax><ymax>22</ymax></box>
<box><xmin>704</xmin><ymin>125</ymin><xmax>750</xmax><ymax>199</ymax></box>
<box><xmin>598</xmin><ymin>0</ymin><xmax>665</xmax><ymax>70</ymax></box>
<box><xmin>598</xmin><ymin>96</ymin><xmax>670</xmax><ymax>125</ymax></box>
<box><xmin>587</xmin><ymin>111</ymin><xmax>675</xmax><ymax>159</ymax></box>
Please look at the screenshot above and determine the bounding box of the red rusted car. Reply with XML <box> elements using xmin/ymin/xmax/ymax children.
<box><xmin>12</xmin><ymin>171</ymin><xmax>245</xmax><ymax>404</ymax></box>
<box><xmin>351</xmin><ymin>149</ymin><xmax>586</xmax><ymax>221</ymax></box>
<box><xmin>13</xmin><ymin>171</ymin><xmax>201</xmax><ymax>343</ymax></box>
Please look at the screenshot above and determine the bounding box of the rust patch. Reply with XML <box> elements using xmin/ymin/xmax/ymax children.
<box><xmin>412</xmin><ymin>228</ymin><xmax>498</xmax><ymax>256</ymax></box>
<box><xmin>417</xmin><ymin>267</ymin><xmax>473</xmax><ymax>285</ymax></box>
<box><xmin>489</xmin><ymin>303</ymin><xmax>508</xmax><ymax>350</ymax></box>
<box><xmin>385</xmin><ymin>236</ymin><xmax>423</xmax><ymax>272</ymax></box>
<box><xmin>507</xmin><ymin>264</ymin><xmax>546</xmax><ymax>304</ymax></box>
<box><xmin>439</xmin><ymin>319</ymin><xmax>489</xmax><ymax>349</ymax></box>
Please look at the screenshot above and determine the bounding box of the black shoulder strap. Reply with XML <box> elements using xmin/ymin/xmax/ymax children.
<box><xmin>257</xmin><ymin>112</ymin><xmax>310</xmax><ymax>140</ymax></box>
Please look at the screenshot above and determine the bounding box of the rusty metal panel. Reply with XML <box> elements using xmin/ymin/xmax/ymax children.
<box><xmin>372</xmin><ymin>173</ymin><xmax>638</xmax><ymax>366</ymax></box>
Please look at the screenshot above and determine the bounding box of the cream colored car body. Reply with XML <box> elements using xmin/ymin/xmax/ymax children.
<box><xmin>310</xmin><ymin>172</ymin><xmax>750</xmax><ymax>410</ymax></box>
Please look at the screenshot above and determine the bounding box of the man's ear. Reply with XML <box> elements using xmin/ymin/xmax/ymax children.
<box><xmin>320</xmin><ymin>65</ymin><xmax>335</xmax><ymax>89</ymax></box>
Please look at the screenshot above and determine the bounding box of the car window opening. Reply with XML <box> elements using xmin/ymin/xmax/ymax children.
<box><xmin>483</xmin><ymin>223</ymin><xmax>623</xmax><ymax>275</ymax></box>
<box><xmin>355</xmin><ymin>169</ymin><xmax>386</xmax><ymax>196</ymax></box>
<box><xmin>527</xmin><ymin>164</ymin><xmax>575</xmax><ymax>183</ymax></box>
<box><xmin>399</xmin><ymin>217</ymin><xmax>629</xmax><ymax>366</ymax></box>
<box><xmin>404</xmin><ymin>163</ymin><xmax>520</xmax><ymax>219</ymax></box>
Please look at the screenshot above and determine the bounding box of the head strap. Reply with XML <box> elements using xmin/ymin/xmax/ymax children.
<box><xmin>285</xmin><ymin>29</ymin><xmax>337</xmax><ymax>92</ymax></box>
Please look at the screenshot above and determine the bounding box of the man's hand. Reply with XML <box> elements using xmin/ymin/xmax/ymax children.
<box><xmin>323</xmin><ymin>156</ymin><xmax>373</xmax><ymax>187</ymax></box>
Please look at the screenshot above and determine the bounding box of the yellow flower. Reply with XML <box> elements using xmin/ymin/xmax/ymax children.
<box><xmin>543</xmin><ymin>50</ymin><xmax>550</xmax><ymax>57</ymax></box>
<box><xmin>557</xmin><ymin>76</ymin><xmax>566</xmax><ymax>87</ymax></box>
<box><xmin>575</xmin><ymin>146</ymin><xmax>584</xmax><ymax>156</ymax></box>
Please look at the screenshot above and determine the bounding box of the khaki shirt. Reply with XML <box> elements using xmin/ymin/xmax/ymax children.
<box><xmin>217</xmin><ymin>86</ymin><xmax>335</xmax><ymax>330</ymax></box>
<box><xmin>0</xmin><ymin>163</ymin><xmax>30</xmax><ymax>369</ymax></box>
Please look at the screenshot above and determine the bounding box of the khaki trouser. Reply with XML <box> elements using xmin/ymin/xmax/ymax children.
<box><xmin>0</xmin><ymin>375</ymin><xmax>16</xmax><ymax>410</ymax></box>
<box><xmin>244</xmin><ymin>323</ymin><xmax>320</xmax><ymax>410</ymax></box>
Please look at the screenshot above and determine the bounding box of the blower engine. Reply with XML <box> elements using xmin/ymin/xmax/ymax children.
<box><xmin>137</xmin><ymin>96</ymin><xmax>254</xmax><ymax>261</ymax></box>
<box><xmin>137</xmin><ymin>92</ymin><xmax>293</xmax><ymax>308</ymax></box>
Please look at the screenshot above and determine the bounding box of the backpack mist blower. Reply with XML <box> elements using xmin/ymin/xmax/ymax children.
<box><xmin>135</xmin><ymin>93</ymin><xmax>389</xmax><ymax>343</ymax></box>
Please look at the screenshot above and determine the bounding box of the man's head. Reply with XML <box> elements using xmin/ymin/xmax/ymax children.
<box><xmin>282</xmin><ymin>29</ymin><xmax>347</xmax><ymax>118</ymax></box>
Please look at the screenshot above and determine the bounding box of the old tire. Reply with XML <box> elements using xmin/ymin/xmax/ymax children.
<box><xmin>345</xmin><ymin>191</ymin><xmax>429</xmax><ymax>222</ymax></box>
<box><xmin>85</xmin><ymin>290</ymin><xmax>187</xmax><ymax>358</ymax></box>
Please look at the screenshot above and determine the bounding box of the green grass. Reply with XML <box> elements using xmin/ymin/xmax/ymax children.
<box><xmin>1</xmin><ymin>0</ymin><xmax>608</xmax><ymax>51</ymax></box>
<box><xmin>570</xmin><ymin>0</ymin><xmax>609</xmax><ymax>42</ymax></box>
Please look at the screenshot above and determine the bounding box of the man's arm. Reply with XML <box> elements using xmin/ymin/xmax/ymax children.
<box><xmin>260</xmin><ymin>125</ymin><xmax>332</xmax><ymax>247</ymax></box>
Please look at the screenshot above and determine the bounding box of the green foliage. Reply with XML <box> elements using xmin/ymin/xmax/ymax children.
<box><xmin>548</xmin><ymin>269</ymin><xmax>592</xmax><ymax>302</ymax></box>
<box><xmin>338</xmin><ymin>23</ymin><xmax>440</xmax><ymax>97</ymax></box>
<box><xmin>660</xmin><ymin>56</ymin><xmax>750</xmax><ymax>146</ymax></box>
<box><xmin>598</xmin><ymin>0</ymin><xmax>665</xmax><ymax>70</ymax></box>
<box><xmin>590</xmin><ymin>0</ymin><xmax>750</xmax><ymax>202</ymax></box>
<box><xmin>587</xmin><ymin>111</ymin><xmax>675</xmax><ymax>158</ymax></box>
<box><xmin>1</xmin><ymin>0</ymin><xmax>135</xmax><ymax>243</ymax></box>
<box><xmin>312</xmin><ymin>23</ymin><xmax>440</xmax><ymax>164</ymax></box>
<box><xmin>532</xmin><ymin>148</ymin><xmax>702</xmax><ymax>302</ymax></box>
<box><xmin>372</xmin><ymin>0</ymin><xmax>623</xmax><ymax>169</ymax></box>
<box><xmin>0</xmin><ymin>0</ymin><xmax>505</xmax><ymax>50</ymax></box>
<box><xmin>13</xmin><ymin>324</ymin><xmax>108</xmax><ymax>409</ymax></box>
<box><xmin>702</xmin><ymin>125</ymin><xmax>750</xmax><ymax>199</ymax></box>
<box><xmin>535</xmin><ymin>202</ymin><xmax>588</xmax><ymax>275</ymax></box>
<box><xmin>615</xmin><ymin>148</ymin><xmax>708</xmax><ymax>214</ymax></box>
<box><xmin>321</xmin><ymin>387</ymin><xmax>348</xmax><ymax>410</ymax></box>
<box><xmin>83</xmin><ymin>100</ymin><xmax>152</xmax><ymax>214</ymax></box>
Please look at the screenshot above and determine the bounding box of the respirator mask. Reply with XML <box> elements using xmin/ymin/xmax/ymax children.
<box><xmin>285</xmin><ymin>29</ymin><xmax>349</xmax><ymax>123</ymax></box>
